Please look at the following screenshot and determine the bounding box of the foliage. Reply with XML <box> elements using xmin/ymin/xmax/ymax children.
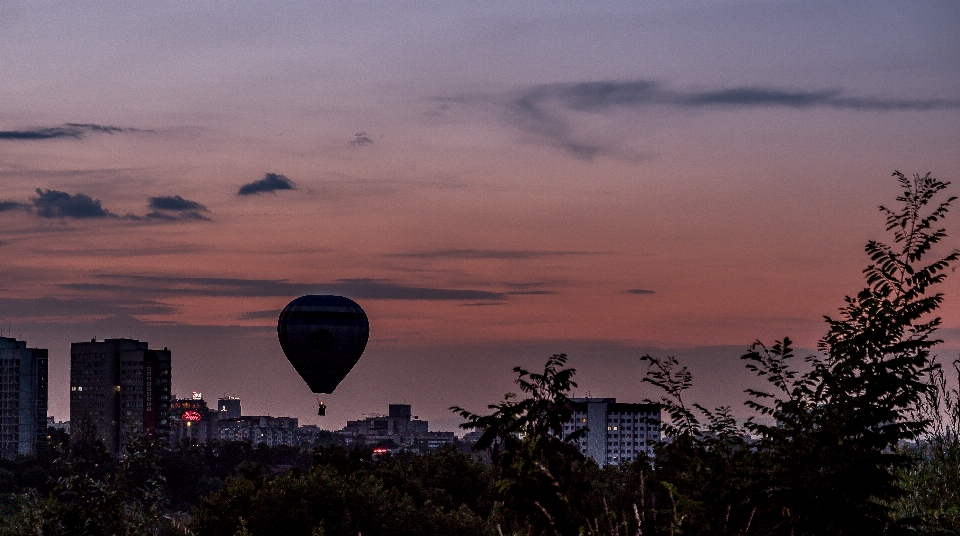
<box><xmin>890</xmin><ymin>359</ymin><xmax>960</xmax><ymax>532</ymax></box>
<box><xmin>638</xmin><ymin>354</ymin><xmax>759</xmax><ymax>535</ymax></box>
<box><xmin>0</xmin><ymin>437</ymin><xmax>176</xmax><ymax>536</ymax></box>
<box><xmin>632</xmin><ymin>171</ymin><xmax>959</xmax><ymax>535</ymax></box>
<box><xmin>452</xmin><ymin>354</ymin><xmax>592</xmax><ymax>536</ymax></box>
<box><xmin>737</xmin><ymin>171</ymin><xmax>959</xmax><ymax>534</ymax></box>
<box><xmin>189</xmin><ymin>446</ymin><xmax>494</xmax><ymax>536</ymax></box>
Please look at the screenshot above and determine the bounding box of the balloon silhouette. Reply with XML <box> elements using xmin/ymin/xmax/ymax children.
<box><xmin>277</xmin><ymin>295</ymin><xmax>369</xmax><ymax>394</ymax></box>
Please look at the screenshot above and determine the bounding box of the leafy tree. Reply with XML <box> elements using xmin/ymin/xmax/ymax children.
<box><xmin>636</xmin><ymin>171</ymin><xmax>959</xmax><ymax>535</ymax></box>
<box><xmin>0</xmin><ymin>437</ymin><xmax>175</xmax><ymax>536</ymax></box>
<box><xmin>452</xmin><ymin>354</ymin><xmax>591</xmax><ymax>536</ymax></box>
<box><xmin>639</xmin><ymin>354</ymin><xmax>759</xmax><ymax>535</ymax></box>
<box><xmin>741</xmin><ymin>171</ymin><xmax>959</xmax><ymax>534</ymax></box>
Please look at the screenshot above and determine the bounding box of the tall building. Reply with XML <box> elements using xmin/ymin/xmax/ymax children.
<box><xmin>169</xmin><ymin>392</ymin><xmax>218</xmax><ymax>445</ymax></box>
<box><xmin>563</xmin><ymin>398</ymin><xmax>660</xmax><ymax>466</ymax></box>
<box><xmin>70</xmin><ymin>338</ymin><xmax>171</xmax><ymax>455</ymax></box>
<box><xmin>0</xmin><ymin>337</ymin><xmax>48</xmax><ymax>459</ymax></box>
<box><xmin>217</xmin><ymin>396</ymin><xmax>241</xmax><ymax>420</ymax></box>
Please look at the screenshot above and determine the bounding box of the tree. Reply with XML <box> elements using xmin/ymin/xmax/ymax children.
<box><xmin>452</xmin><ymin>354</ymin><xmax>591</xmax><ymax>536</ymax></box>
<box><xmin>741</xmin><ymin>171</ymin><xmax>959</xmax><ymax>534</ymax></box>
<box><xmin>0</xmin><ymin>437</ymin><xmax>174</xmax><ymax>536</ymax></box>
<box><xmin>639</xmin><ymin>354</ymin><xmax>760</xmax><ymax>535</ymax></box>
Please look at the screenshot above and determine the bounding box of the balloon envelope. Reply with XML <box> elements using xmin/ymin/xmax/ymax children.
<box><xmin>277</xmin><ymin>295</ymin><xmax>369</xmax><ymax>394</ymax></box>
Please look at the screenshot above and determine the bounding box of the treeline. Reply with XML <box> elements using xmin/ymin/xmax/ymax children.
<box><xmin>0</xmin><ymin>432</ymin><xmax>648</xmax><ymax>536</ymax></box>
<box><xmin>1</xmin><ymin>171</ymin><xmax>959</xmax><ymax>535</ymax></box>
<box><xmin>0</xmin><ymin>431</ymin><xmax>314</xmax><ymax>533</ymax></box>
<box><xmin>0</xmin><ymin>400</ymin><xmax>957</xmax><ymax>536</ymax></box>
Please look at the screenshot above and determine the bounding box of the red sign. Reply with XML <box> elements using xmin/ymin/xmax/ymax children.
<box><xmin>181</xmin><ymin>410</ymin><xmax>202</xmax><ymax>422</ymax></box>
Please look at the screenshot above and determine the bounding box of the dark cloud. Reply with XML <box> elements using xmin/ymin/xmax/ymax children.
<box><xmin>350</xmin><ymin>132</ymin><xmax>373</xmax><ymax>146</ymax></box>
<box><xmin>511</xmin><ymin>80</ymin><xmax>960</xmax><ymax>158</ymax></box>
<box><xmin>0</xmin><ymin>297</ymin><xmax>176</xmax><ymax>319</ymax></box>
<box><xmin>524</xmin><ymin>80</ymin><xmax>960</xmax><ymax>113</ymax></box>
<box><xmin>0</xmin><ymin>192</ymin><xmax>210</xmax><ymax>221</ymax></box>
<box><xmin>10</xmin><ymin>190</ymin><xmax>210</xmax><ymax>222</ymax></box>
<box><xmin>237</xmin><ymin>173</ymin><xmax>296</xmax><ymax>196</ymax></box>
<box><xmin>389</xmin><ymin>248</ymin><xmax>595</xmax><ymax>260</ymax></box>
<box><xmin>31</xmin><ymin>188</ymin><xmax>114</xmax><ymax>219</ymax></box>
<box><xmin>623</xmin><ymin>288</ymin><xmax>655</xmax><ymax>295</ymax></box>
<box><xmin>0</xmin><ymin>201</ymin><xmax>30</xmax><ymax>213</ymax></box>
<box><xmin>145</xmin><ymin>195</ymin><xmax>210</xmax><ymax>221</ymax></box>
<box><xmin>61</xmin><ymin>275</ymin><xmax>506</xmax><ymax>302</ymax></box>
<box><xmin>148</xmin><ymin>195</ymin><xmax>207</xmax><ymax>212</ymax></box>
<box><xmin>0</xmin><ymin>123</ymin><xmax>144</xmax><ymax>141</ymax></box>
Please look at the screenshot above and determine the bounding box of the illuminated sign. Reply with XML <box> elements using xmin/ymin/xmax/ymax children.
<box><xmin>181</xmin><ymin>410</ymin><xmax>202</xmax><ymax>422</ymax></box>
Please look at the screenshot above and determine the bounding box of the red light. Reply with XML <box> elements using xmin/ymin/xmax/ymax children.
<box><xmin>372</xmin><ymin>447</ymin><xmax>388</xmax><ymax>454</ymax></box>
<box><xmin>182</xmin><ymin>410</ymin><xmax>202</xmax><ymax>422</ymax></box>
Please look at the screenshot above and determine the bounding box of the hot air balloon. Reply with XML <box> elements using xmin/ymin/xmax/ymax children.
<box><xmin>277</xmin><ymin>295</ymin><xmax>369</xmax><ymax>415</ymax></box>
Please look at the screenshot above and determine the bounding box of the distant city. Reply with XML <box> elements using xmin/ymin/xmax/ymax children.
<box><xmin>1</xmin><ymin>336</ymin><xmax>660</xmax><ymax>465</ymax></box>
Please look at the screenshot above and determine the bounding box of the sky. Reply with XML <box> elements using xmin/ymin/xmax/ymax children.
<box><xmin>1</xmin><ymin>1</ymin><xmax>959</xmax><ymax>432</ymax></box>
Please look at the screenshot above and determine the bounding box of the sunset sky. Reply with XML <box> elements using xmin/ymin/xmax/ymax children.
<box><xmin>2</xmin><ymin>2</ymin><xmax>959</xmax><ymax>431</ymax></box>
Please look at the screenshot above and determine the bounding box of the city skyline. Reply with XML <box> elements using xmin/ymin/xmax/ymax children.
<box><xmin>1</xmin><ymin>3</ymin><xmax>959</xmax><ymax>431</ymax></box>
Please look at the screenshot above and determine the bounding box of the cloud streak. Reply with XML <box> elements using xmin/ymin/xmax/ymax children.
<box><xmin>521</xmin><ymin>80</ymin><xmax>960</xmax><ymax>113</ymax></box>
<box><xmin>0</xmin><ymin>123</ymin><xmax>146</xmax><ymax>141</ymax></box>
<box><xmin>237</xmin><ymin>309</ymin><xmax>281</xmax><ymax>320</ymax></box>
<box><xmin>510</xmin><ymin>80</ymin><xmax>960</xmax><ymax>158</ymax></box>
<box><xmin>0</xmin><ymin>201</ymin><xmax>30</xmax><ymax>213</ymax></box>
<box><xmin>62</xmin><ymin>275</ymin><xmax>506</xmax><ymax>302</ymax></box>
<box><xmin>0</xmin><ymin>297</ymin><xmax>176</xmax><ymax>320</ymax></box>
<box><xmin>622</xmin><ymin>288</ymin><xmax>655</xmax><ymax>295</ymax></box>
<box><xmin>238</xmin><ymin>173</ymin><xmax>296</xmax><ymax>196</ymax></box>
<box><xmin>389</xmin><ymin>248</ymin><xmax>596</xmax><ymax>260</ymax></box>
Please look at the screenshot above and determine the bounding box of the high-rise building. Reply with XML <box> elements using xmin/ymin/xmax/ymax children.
<box><xmin>169</xmin><ymin>392</ymin><xmax>218</xmax><ymax>444</ymax></box>
<box><xmin>70</xmin><ymin>338</ymin><xmax>171</xmax><ymax>455</ymax></box>
<box><xmin>0</xmin><ymin>337</ymin><xmax>48</xmax><ymax>459</ymax></box>
<box><xmin>563</xmin><ymin>398</ymin><xmax>660</xmax><ymax>466</ymax></box>
<box><xmin>217</xmin><ymin>396</ymin><xmax>241</xmax><ymax>420</ymax></box>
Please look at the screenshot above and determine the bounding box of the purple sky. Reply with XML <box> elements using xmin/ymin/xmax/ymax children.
<box><xmin>1</xmin><ymin>2</ymin><xmax>959</xmax><ymax>432</ymax></box>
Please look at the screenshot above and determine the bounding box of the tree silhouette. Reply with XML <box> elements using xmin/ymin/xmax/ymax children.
<box><xmin>742</xmin><ymin>171</ymin><xmax>959</xmax><ymax>534</ymax></box>
<box><xmin>452</xmin><ymin>354</ymin><xmax>590</xmax><ymax>536</ymax></box>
